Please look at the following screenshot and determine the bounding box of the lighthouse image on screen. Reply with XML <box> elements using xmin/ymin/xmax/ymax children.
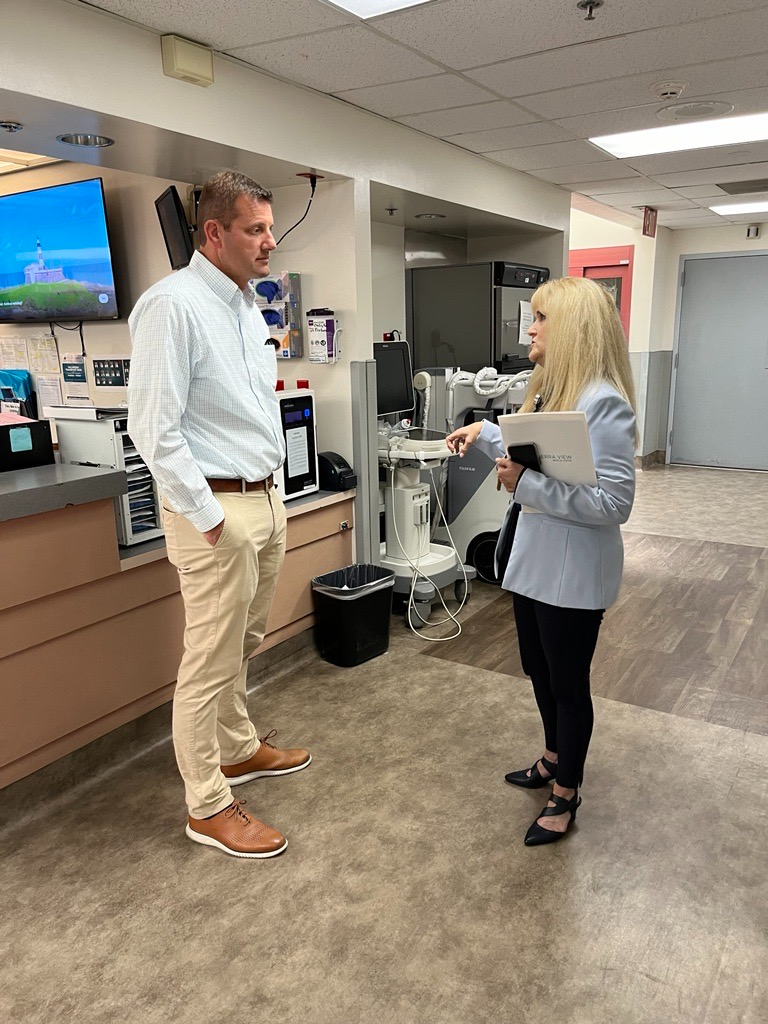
<box><xmin>0</xmin><ymin>177</ymin><xmax>119</xmax><ymax>323</ymax></box>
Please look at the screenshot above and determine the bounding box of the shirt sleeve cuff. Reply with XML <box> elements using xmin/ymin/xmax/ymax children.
<box><xmin>185</xmin><ymin>496</ymin><xmax>226</xmax><ymax>533</ymax></box>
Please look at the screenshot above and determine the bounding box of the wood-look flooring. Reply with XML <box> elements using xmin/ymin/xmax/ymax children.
<box><xmin>427</xmin><ymin>531</ymin><xmax>768</xmax><ymax>736</ymax></box>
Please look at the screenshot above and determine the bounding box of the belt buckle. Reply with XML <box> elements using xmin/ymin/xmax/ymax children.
<box><xmin>240</xmin><ymin>478</ymin><xmax>247</xmax><ymax>494</ymax></box>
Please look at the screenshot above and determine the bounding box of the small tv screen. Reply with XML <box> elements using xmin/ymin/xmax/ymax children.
<box><xmin>0</xmin><ymin>177</ymin><xmax>120</xmax><ymax>323</ymax></box>
<box><xmin>155</xmin><ymin>185</ymin><xmax>194</xmax><ymax>270</ymax></box>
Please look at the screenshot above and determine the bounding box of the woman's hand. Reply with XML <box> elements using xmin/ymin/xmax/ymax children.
<box><xmin>495</xmin><ymin>457</ymin><xmax>524</xmax><ymax>493</ymax></box>
<box><xmin>445</xmin><ymin>420</ymin><xmax>484</xmax><ymax>457</ymax></box>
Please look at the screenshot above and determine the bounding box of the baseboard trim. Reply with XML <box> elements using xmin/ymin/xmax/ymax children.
<box><xmin>0</xmin><ymin>629</ymin><xmax>315</xmax><ymax>823</ymax></box>
<box><xmin>635</xmin><ymin>450</ymin><xmax>666</xmax><ymax>469</ymax></box>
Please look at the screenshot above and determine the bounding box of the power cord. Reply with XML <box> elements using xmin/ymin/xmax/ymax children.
<box><xmin>49</xmin><ymin>320</ymin><xmax>85</xmax><ymax>357</ymax></box>
<box><xmin>275</xmin><ymin>174</ymin><xmax>317</xmax><ymax>247</ymax></box>
<box><xmin>386</xmin><ymin>462</ymin><xmax>469</xmax><ymax>642</ymax></box>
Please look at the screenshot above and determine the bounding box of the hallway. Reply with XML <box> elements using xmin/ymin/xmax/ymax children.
<box><xmin>1</xmin><ymin>466</ymin><xmax>767</xmax><ymax>1024</ymax></box>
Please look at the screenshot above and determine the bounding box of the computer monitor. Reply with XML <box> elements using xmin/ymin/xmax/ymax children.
<box><xmin>373</xmin><ymin>341</ymin><xmax>415</xmax><ymax>417</ymax></box>
<box><xmin>154</xmin><ymin>186</ymin><xmax>194</xmax><ymax>270</ymax></box>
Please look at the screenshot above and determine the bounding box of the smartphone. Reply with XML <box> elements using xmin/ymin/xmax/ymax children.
<box><xmin>507</xmin><ymin>442</ymin><xmax>542</xmax><ymax>473</ymax></box>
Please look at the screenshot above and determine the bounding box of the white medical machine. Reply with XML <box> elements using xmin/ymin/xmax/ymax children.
<box><xmin>413</xmin><ymin>365</ymin><xmax>532</xmax><ymax>583</ymax></box>
<box><xmin>373</xmin><ymin>341</ymin><xmax>475</xmax><ymax>628</ymax></box>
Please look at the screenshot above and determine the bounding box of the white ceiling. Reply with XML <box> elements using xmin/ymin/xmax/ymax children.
<box><xmin>66</xmin><ymin>0</ymin><xmax>768</xmax><ymax>228</ymax></box>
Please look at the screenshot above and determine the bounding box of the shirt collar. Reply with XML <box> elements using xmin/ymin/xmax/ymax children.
<box><xmin>189</xmin><ymin>250</ymin><xmax>256</xmax><ymax>311</ymax></box>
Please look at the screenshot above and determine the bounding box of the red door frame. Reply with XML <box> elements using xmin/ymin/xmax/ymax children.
<box><xmin>568</xmin><ymin>245</ymin><xmax>634</xmax><ymax>340</ymax></box>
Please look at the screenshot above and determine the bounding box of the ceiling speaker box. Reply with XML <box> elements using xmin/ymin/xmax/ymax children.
<box><xmin>161</xmin><ymin>35</ymin><xmax>214</xmax><ymax>88</ymax></box>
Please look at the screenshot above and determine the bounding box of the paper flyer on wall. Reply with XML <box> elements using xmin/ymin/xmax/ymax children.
<box><xmin>497</xmin><ymin>411</ymin><xmax>596</xmax><ymax>512</ymax></box>
<box><xmin>35</xmin><ymin>374</ymin><xmax>63</xmax><ymax>412</ymax></box>
<box><xmin>27</xmin><ymin>336</ymin><xmax>60</xmax><ymax>374</ymax></box>
<box><xmin>61</xmin><ymin>353</ymin><xmax>92</xmax><ymax>406</ymax></box>
<box><xmin>0</xmin><ymin>337</ymin><xmax>29</xmax><ymax>370</ymax></box>
<box><xmin>518</xmin><ymin>301</ymin><xmax>533</xmax><ymax>347</ymax></box>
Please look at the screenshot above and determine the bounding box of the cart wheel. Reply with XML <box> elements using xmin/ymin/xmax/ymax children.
<box><xmin>408</xmin><ymin>601</ymin><xmax>431</xmax><ymax>630</ymax></box>
<box><xmin>454</xmin><ymin>579</ymin><xmax>472</xmax><ymax>603</ymax></box>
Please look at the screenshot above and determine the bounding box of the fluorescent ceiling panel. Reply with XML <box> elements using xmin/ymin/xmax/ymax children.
<box><xmin>591</xmin><ymin>112</ymin><xmax>768</xmax><ymax>158</ymax></box>
<box><xmin>709</xmin><ymin>200</ymin><xmax>768</xmax><ymax>214</ymax></box>
<box><xmin>324</xmin><ymin>0</ymin><xmax>432</xmax><ymax>16</ymax></box>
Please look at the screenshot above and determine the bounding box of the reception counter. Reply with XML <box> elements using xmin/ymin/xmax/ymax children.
<box><xmin>0</xmin><ymin>467</ymin><xmax>354</xmax><ymax>789</ymax></box>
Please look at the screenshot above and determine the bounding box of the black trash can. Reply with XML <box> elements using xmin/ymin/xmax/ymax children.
<box><xmin>311</xmin><ymin>564</ymin><xmax>395</xmax><ymax>667</ymax></box>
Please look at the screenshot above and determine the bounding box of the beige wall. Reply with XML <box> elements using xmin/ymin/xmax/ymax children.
<box><xmin>371</xmin><ymin>221</ymin><xmax>407</xmax><ymax>342</ymax></box>
<box><xmin>569</xmin><ymin>208</ymin><xmax>664</xmax><ymax>354</ymax></box>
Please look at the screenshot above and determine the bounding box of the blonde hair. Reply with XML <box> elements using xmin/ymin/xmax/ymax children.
<box><xmin>520</xmin><ymin>276</ymin><xmax>637</xmax><ymax>418</ymax></box>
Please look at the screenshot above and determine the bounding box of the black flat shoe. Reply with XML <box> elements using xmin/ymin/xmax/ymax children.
<box><xmin>524</xmin><ymin>791</ymin><xmax>581</xmax><ymax>846</ymax></box>
<box><xmin>504</xmin><ymin>755</ymin><xmax>558</xmax><ymax>790</ymax></box>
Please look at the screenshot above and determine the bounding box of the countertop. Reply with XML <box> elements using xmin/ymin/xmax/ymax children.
<box><xmin>0</xmin><ymin>463</ymin><xmax>128</xmax><ymax>524</ymax></box>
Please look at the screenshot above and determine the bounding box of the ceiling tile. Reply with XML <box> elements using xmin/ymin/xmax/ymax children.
<box><xmin>373</xmin><ymin>0</ymin><xmax>763</xmax><ymax>73</ymax></box>
<box><xmin>513</xmin><ymin>51</ymin><xmax>768</xmax><ymax>121</ymax></box>
<box><xmin>396</xmin><ymin>101</ymin><xmax>536</xmax><ymax>137</ymax></box>
<box><xmin>673</xmin><ymin>185</ymin><xmax>728</xmax><ymax>198</ymax></box>
<box><xmin>448</xmin><ymin>121</ymin><xmax>575</xmax><ymax>154</ymax></box>
<box><xmin>230</xmin><ymin>26</ymin><xmax>441</xmax><ymax>92</ymax></box>
<box><xmin>488</xmin><ymin>139</ymin><xmax>609</xmax><ymax>171</ymax></box>
<box><xmin>536</xmin><ymin>162</ymin><xmax>642</xmax><ymax>185</ymax></box>
<box><xmin>334</xmin><ymin>74</ymin><xmax>495</xmax><ymax>118</ymax></box>
<box><xmin>612</xmin><ymin>200</ymin><xmax>700</xmax><ymax>213</ymax></box>
<box><xmin>465</xmin><ymin>8</ymin><xmax>768</xmax><ymax>98</ymax></box>
<box><xmin>657</xmin><ymin>210</ymin><xmax>724</xmax><ymax>224</ymax></box>
<box><xmin>568</xmin><ymin>176</ymin><xmax>662</xmax><ymax>194</ymax></box>
<box><xmin>87</xmin><ymin>0</ymin><xmax>353</xmax><ymax>49</ymax></box>
<box><xmin>554</xmin><ymin>105</ymin><xmax>679</xmax><ymax>139</ymax></box>
<box><xmin>653</xmin><ymin>161</ymin><xmax>768</xmax><ymax>186</ymax></box>
<box><xmin>587</xmin><ymin>189</ymin><xmax>686</xmax><ymax>207</ymax></box>
<box><xmin>627</xmin><ymin>141</ymin><xmax>768</xmax><ymax>177</ymax></box>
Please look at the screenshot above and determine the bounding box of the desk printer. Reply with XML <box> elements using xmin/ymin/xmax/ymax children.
<box><xmin>318</xmin><ymin>451</ymin><xmax>356</xmax><ymax>491</ymax></box>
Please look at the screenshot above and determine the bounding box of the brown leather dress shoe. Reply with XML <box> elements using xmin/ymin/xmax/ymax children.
<box><xmin>221</xmin><ymin>730</ymin><xmax>311</xmax><ymax>786</ymax></box>
<box><xmin>186</xmin><ymin>799</ymin><xmax>287</xmax><ymax>859</ymax></box>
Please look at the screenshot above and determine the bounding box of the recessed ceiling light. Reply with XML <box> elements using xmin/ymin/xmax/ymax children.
<box><xmin>414</xmin><ymin>213</ymin><xmax>446</xmax><ymax>220</ymax></box>
<box><xmin>57</xmin><ymin>133</ymin><xmax>114</xmax><ymax>148</ymax></box>
<box><xmin>322</xmin><ymin>0</ymin><xmax>433</xmax><ymax>17</ymax></box>
<box><xmin>709</xmin><ymin>200</ymin><xmax>768</xmax><ymax>215</ymax></box>
<box><xmin>591</xmin><ymin>110</ymin><xmax>768</xmax><ymax>158</ymax></box>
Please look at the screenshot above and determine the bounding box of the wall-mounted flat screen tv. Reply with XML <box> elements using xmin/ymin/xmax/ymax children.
<box><xmin>0</xmin><ymin>177</ymin><xmax>120</xmax><ymax>324</ymax></box>
<box><xmin>155</xmin><ymin>185</ymin><xmax>194</xmax><ymax>270</ymax></box>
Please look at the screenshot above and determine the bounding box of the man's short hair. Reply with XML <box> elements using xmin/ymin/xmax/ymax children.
<box><xmin>197</xmin><ymin>171</ymin><xmax>272</xmax><ymax>232</ymax></box>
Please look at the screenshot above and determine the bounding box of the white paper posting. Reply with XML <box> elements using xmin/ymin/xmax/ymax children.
<box><xmin>286</xmin><ymin>426</ymin><xmax>310</xmax><ymax>477</ymax></box>
<box><xmin>27</xmin><ymin>336</ymin><xmax>60</xmax><ymax>374</ymax></box>
<box><xmin>36</xmin><ymin>374</ymin><xmax>64</xmax><ymax>411</ymax></box>
<box><xmin>0</xmin><ymin>337</ymin><xmax>29</xmax><ymax>369</ymax></box>
<box><xmin>518</xmin><ymin>301</ymin><xmax>534</xmax><ymax>347</ymax></box>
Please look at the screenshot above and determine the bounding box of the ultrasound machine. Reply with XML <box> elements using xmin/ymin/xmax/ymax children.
<box><xmin>373</xmin><ymin>340</ymin><xmax>474</xmax><ymax>630</ymax></box>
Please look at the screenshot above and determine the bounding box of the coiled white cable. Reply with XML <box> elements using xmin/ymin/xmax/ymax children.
<box><xmin>386</xmin><ymin>464</ymin><xmax>469</xmax><ymax>642</ymax></box>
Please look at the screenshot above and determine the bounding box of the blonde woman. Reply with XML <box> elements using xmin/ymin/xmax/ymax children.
<box><xmin>446</xmin><ymin>277</ymin><xmax>636</xmax><ymax>846</ymax></box>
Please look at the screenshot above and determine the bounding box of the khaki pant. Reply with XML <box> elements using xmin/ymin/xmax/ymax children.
<box><xmin>162</xmin><ymin>489</ymin><xmax>287</xmax><ymax>819</ymax></box>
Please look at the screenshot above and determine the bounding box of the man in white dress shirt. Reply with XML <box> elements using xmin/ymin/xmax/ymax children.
<box><xmin>128</xmin><ymin>171</ymin><xmax>310</xmax><ymax>859</ymax></box>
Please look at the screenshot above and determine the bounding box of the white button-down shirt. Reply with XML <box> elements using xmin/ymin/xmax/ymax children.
<box><xmin>128</xmin><ymin>251</ymin><xmax>285</xmax><ymax>532</ymax></box>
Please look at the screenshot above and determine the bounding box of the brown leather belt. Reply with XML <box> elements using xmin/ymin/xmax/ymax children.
<box><xmin>206</xmin><ymin>475</ymin><xmax>273</xmax><ymax>493</ymax></box>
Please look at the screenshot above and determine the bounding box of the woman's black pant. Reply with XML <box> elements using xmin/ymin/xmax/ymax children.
<box><xmin>512</xmin><ymin>592</ymin><xmax>604</xmax><ymax>790</ymax></box>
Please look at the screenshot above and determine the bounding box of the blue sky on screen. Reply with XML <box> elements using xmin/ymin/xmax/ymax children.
<box><xmin>0</xmin><ymin>178</ymin><xmax>112</xmax><ymax>277</ymax></box>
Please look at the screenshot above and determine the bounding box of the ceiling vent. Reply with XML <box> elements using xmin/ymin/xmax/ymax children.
<box><xmin>716</xmin><ymin>178</ymin><xmax>768</xmax><ymax>195</ymax></box>
<box><xmin>657</xmin><ymin>101</ymin><xmax>734</xmax><ymax>122</ymax></box>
